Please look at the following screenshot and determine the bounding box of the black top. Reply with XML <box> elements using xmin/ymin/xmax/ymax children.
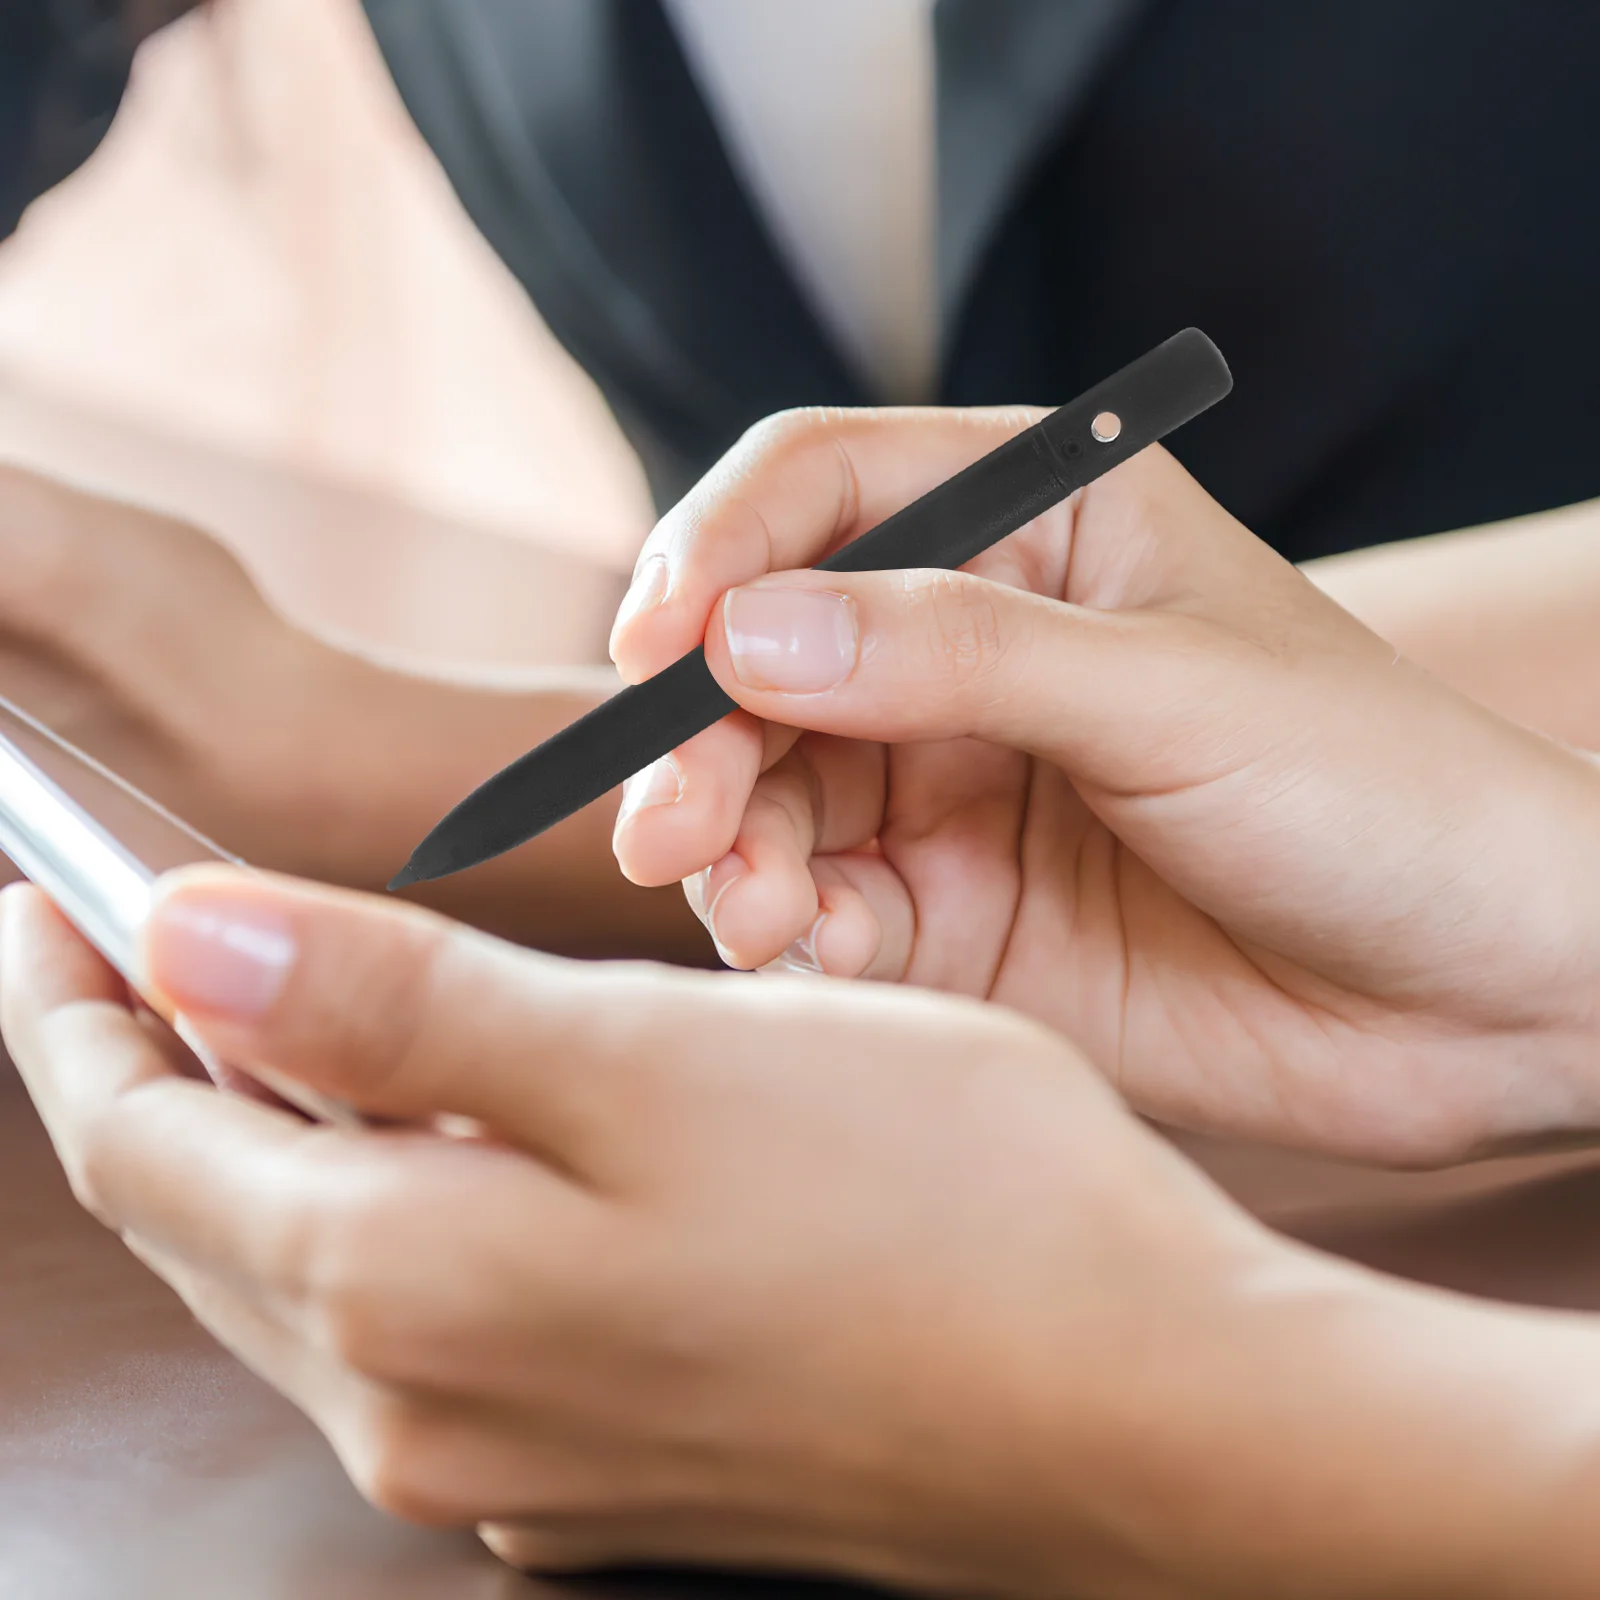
<box><xmin>8</xmin><ymin>0</ymin><xmax>1600</xmax><ymax>564</ymax></box>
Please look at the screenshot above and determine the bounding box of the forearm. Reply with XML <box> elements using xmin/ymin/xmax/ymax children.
<box><xmin>1137</xmin><ymin>1247</ymin><xmax>1600</xmax><ymax>1599</ymax></box>
<box><xmin>1304</xmin><ymin>498</ymin><xmax>1600</xmax><ymax>748</ymax></box>
<box><xmin>299</xmin><ymin>662</ymin><xmax>714</xmax><ymax>965</ymax></box>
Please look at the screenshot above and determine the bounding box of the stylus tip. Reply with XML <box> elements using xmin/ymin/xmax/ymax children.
<box><xmin>387</xmin><ymin>861</ymin><xmax>425</xmax><ymax>892</ymax></box>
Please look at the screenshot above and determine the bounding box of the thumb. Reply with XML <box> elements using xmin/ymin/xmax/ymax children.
<box><xmin>139</xmin><ymin>866</ymin><xmax>650</xmax><ymax>1171</ymax></box>
<box><xmin>701</xmin><ymin>566</ymin><xmax>1299</xmax><ymax>796</ymax></box>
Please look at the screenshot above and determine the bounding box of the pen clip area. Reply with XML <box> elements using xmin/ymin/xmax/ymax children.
<box><xmin>814</xmin><ymin>329</ymin><xmax>1230</xmax><ymax>581</ymax></box>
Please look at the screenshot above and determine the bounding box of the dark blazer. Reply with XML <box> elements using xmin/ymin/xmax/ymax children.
<box><xmin>0</xmin><ymin>2</ymin><xmax>198</xmax><ymax>238</ymax></box>
<box><xmin>363</xmin><ymin>0</ymin><xmax>1600</xmax><ymax>562</ymax></box>
<box><xmin>8</xmin><ymin>2</ymin><xmax>1599</xmax><ymax>563</ymax></box>
<box><xmin>1</xmin><ymin>3</ymin><xmax>126</xmax><ymax>239</ymax></box>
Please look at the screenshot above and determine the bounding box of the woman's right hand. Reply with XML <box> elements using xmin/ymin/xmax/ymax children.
<box><xmin>610</xmin><ymin>409</ymin><xmax>1600</xmax><ymax>1165</ymax></box>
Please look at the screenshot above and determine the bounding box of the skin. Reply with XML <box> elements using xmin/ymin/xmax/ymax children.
<box><xmin>3</xmin><ymin>440</ymin><xmax>1600</xmax><ymax>1164</ymax></box>
<box><xmin>2</xmin><ymin>457</ymin><xmax>1599</xmax><ymax>966</ymax></box>
<box><xmin>0</xmin><ymin>465</ymin><xmax>710</xmax><ymax>963</ymax></box>
<box><xmin>0</xmin><ymin>455</ymin><xmax>1595</xmax><ymax>994</ymax></box>
<box><xmin>1304</xmin><ymin>494</ymin><xmax>1600</xmax><ymax>748</ymax></box>
<box><xmin>7</xmin><ymin>871</ymin><xmax>1600</xmax><ymax>1597</ymax></box>
<box><xmin>9</xmin><ymin>417</ymin><xmax>1600</xmax><ymax>1590</ymax></box>
<box><xmin>12</xmin><ymin>20</ymin><xmax>1600</xmax><ymax>1585</ymax></box>
<box><xmin>608</xmin><ymin>410</ymin><xmax>1600</xmax><ymax>1166</ymax></box>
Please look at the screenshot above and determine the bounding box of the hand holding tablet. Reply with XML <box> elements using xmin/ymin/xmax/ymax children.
<box><xmin>0</xmin><ymin>694</ymin><xmax>354</xmax><ymax>1125</ymax></box>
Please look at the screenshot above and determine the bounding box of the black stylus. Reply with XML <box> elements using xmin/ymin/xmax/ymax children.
<box><xmin>389</xmin><ymin>328</ymin><xmax>1232</xmax><ymax>889</ymax></box>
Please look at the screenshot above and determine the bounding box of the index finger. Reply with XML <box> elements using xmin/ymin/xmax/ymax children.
<box><xmin>139</xmin><ymin>867</ymin><xmax>698</xmax><ymax>1182</ymax></box>
<box><xmin>609</xmin><ymin>406</ymin><xmax>1048</xmax><ymax>684</ymax></box>
<box><xmin>1</xmin><ymin>886</ymin><xmax>579</xmax><ymax>1313</ymax></box>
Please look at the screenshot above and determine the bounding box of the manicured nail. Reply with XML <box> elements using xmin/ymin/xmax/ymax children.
<box><xmin>145</xmin><ymin>894</ymin><xmax>296</xmax><ymax>1020</ymax></box>
<box><xmin>724</xmin><ymin>584</ymin><xmax>858</xmax><ymax>693</ymax></box>
<box><xmin>609</xmin><ymin>554</ymin><xmax>670</xmax><ymax>659</ymax></box>
<box><xmin>766</xmin><ymin>914</ymin><xmax>827</xmax><ymax>976</ymax></box>
<box><xmin>615</xmin><ymin>754</ymin><xmax>682</xmax><ymax>828</ymax></box>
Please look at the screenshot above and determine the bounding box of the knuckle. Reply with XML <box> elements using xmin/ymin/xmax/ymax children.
<box><xmin>921</xmin><ymin>572</ymin><xmax>1013</xmax><ymax>692</ymax></box>
<box><xmin>340</xmin><ymin>1398</ymin><xmax>460</xmax><ymax>1526</ymax></box>
<box><xmin>302</xmin><ymin>1193</ymin><xmax>413</xmax><ymax>1379</ymax></box>
<box><xmin>289</xmin><ymin>915</ymin><xmax>458</xmax><ymax>1104</ymax></box>
<box><xmin>254</xmin><ymin>1175</ymin><xmax>326</xmax><ymax>1305</ymax></box>
<box><xmin>348</xmin><ymin>950</ymin><xmax>436</xmax><ymax>1095</ymax></box>
<box><xmin>66</xmin><ymin>1134</ymin><xmax>115</xmax><ymax>1224</ymax></box>
<box><xmin>732</xmin><ymin>407</ymin><xmax>855</xmax><ymax>514</ymax></box>
<box><xmin>68</xmin><ymin>1098</ymin><xmax>137</xmax><ymax>1226</ymax></box>
<box><xmin>693</xmin><ymin>407</ymin><xmax>862</xmax><ymax>573</ymax></box>
<box><xmin>747</xmin><ymin>757</ymin><xmax>819</xmax><ymax>856</ymax></box>
<box><xmin>737</xmin><ymin>404</ymin><xmax>833</xmax><ymax>462</ymax></box>
<box><xmin>316</xmin><ymin>1274</ymin><xmax>392</xmax><ymax>1381</ymax></box>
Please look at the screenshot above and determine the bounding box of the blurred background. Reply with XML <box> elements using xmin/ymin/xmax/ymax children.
<box><xmin>2</xmin><ymin>4</ymin><xmax>1599</xmax><ymax>1591</ymax></box>
<box><xmin>0</xmin><ymin>0</ymin><xmax>652</xmax><ymax>676</ymax></box>
<box><xmin>7</xmin><ymin>0</ymin><xmax>1596</xmax><ymax>676</ymax></box>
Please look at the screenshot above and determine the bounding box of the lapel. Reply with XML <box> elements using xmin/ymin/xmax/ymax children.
<box><xmin>367</xmin><ymin>0</ymin><xmax>1153</xmax><ymax>497</ymax></box>
<box><xmin>933</xmin><ymin>0</ymin><xmax>1155</xmax><ymax>347</ymax></box>
<box><xmin>366</xmin><ymin>0</ymin><xmax>865</xmax><ymax>503</ymax></box>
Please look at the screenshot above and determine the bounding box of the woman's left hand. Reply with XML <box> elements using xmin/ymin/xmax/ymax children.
<box><xmin>10</xmin><ymin>869</ymin><xmax>1600</xmax><ymax>1595</ymax></box>
<box><xmin>0</xmin><ymin>865</ymin><xmax>1288</xmax><ymax>1595</ymax></box>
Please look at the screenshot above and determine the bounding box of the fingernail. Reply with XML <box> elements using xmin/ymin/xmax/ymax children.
<box><xmin>765</xmin><ymin>914</ymin><xmax>827</xmax><ymax>976</ymax></box>
<box><xmin>724</xmin><ymin>584</ymin><xmax>858</xmax><ymax>693</ymax></box>
<box><xmin>615</xmin><ymin>754</ymin><xmax>682</xmax><ymax>828</ymax></box>
<box><xmin>145</xmin><ymin>893</ymin><xmax>296</xmax><ymax>1020</ymax></box>
<box><xmin>702</xmin><ymin>852</ymin><xmax>748</xmax><ymax>963</ymax></box>
<box><xmin>609</xmin><ymin>554</ymin><xmax>670</xmax><ymax>659</ymax></box>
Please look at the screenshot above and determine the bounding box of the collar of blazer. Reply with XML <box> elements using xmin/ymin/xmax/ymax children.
<box><xmin>363</xmin><ymin>0</ymin><xmax>1151</xmax><ymax>503</ymax></box>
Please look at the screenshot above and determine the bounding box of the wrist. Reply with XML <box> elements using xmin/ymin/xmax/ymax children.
<box><xmin>916</xmin><ymin>1199</ymin><xmax>1600</xmax><ymax>1600</ymax></box>
<box><xmin>1149</xmin><ymin>1247</ymin><xmax>1600</xmax><ymax>1599</ymax></box>
<box><xmin>845</xmin><ymin>1153</ymin><xmax>1306</xmax><ymax>1599</ymax></box>
<box><xmin>1503</xmin><ymin>742</ymin><xmax>1600</xmax><ymax>1142</ymax></box>
<box><xmin>1385</xmin><ymin>714</ymin><xmax>1600</xmax><ymax>1156</ymax></box>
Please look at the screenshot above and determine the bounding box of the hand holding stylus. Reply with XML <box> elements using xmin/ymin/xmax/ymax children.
<box><xmin>390</xmin><ymin>331</ymin><xmax>1231</xmax><ymax>886</ymax></box>
<box><xmin>611</xmin><ymin>411</ymin><xmax>1600</xmax><ymax>1167</ymax></box>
